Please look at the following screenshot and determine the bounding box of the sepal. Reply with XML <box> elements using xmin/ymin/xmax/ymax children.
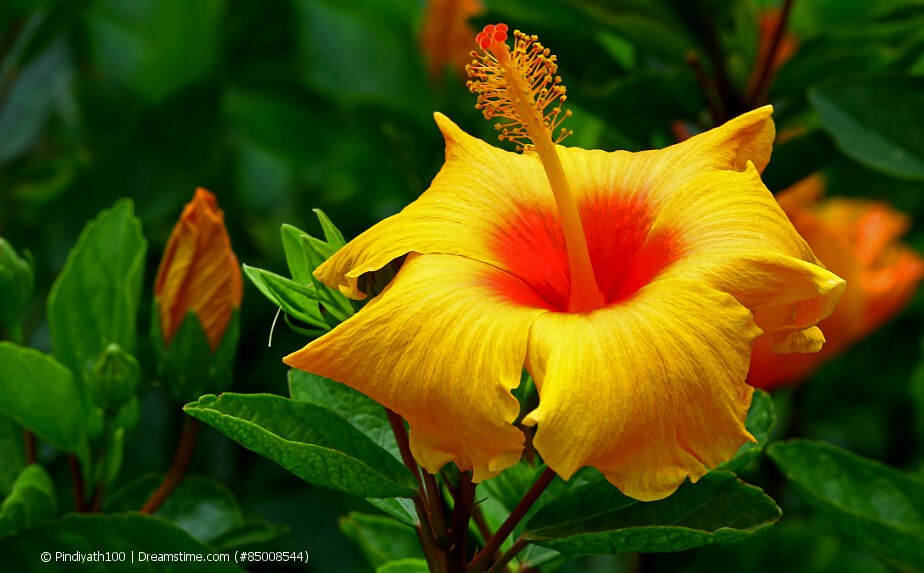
<box><xmin>152</xmin><ymin>303</ymin><xmax>240</xmax><ymax>403</ymax></box>
<box><xmin>244</xmin><ymin>211</ymin><xmax>355</xmax><ymax>339</ymax></box>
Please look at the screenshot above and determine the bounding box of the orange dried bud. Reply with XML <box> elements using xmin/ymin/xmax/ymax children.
<box><xmin>749</xmin><ymin>176</ymin><xmax>924</xmax><ymax>390</ymax></box>
<box><xmin>154</xmin><ymin>188</ymin><xmax>243</xmax><ymax>351</ymax></box>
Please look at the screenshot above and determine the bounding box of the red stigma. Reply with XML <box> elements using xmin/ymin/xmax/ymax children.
<box><xmin>476</xmin><ymin>23</ymin><xmax>508</xmax><ymax>50</ymax></box>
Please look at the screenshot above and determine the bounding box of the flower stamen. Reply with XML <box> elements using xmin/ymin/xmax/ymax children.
<box><xmin>467</xmin><ymin>24</ymin><xmax>603</xmax><ymax>312</ymax></box>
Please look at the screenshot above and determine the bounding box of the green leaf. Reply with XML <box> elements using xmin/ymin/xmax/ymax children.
<box><xmin>47</xmin><ymin>199</ymin><xmax>146</xmax><ymax>386</ymax></box>
<box><xmin>85</xmin><ymin>0</ymin><xmax>221</xmax><ymax>103</ymax></box>
<box><xmin>524</xmin><ymin>472</ymin><xmax>781</xmax><ymax>555</ymax></box>
<box><xmin>242</xmin><ymin>264</ymin><xmax>328</xmax><ymax>329</ymax></box>
<box><xmin>210</xmin><ymin>522</ymin><xmax>289</xmax><ymax>551</ymax></box>
<box><xmin>106</xmin><ymin>475</ymin><xmax>245</xmax><ymax>545</ymax></box>
<box><xmin>789</xmin><ymin>0</ymin><xmax>924</xmax><ymax>39</ymax></box>
<box><xmin>376</xmin><ymin>559</ymin><xmax>430</xmax><ymax>573</ymax></box>
<box><xmin>279</xmin><ymin>223</ymin><xmax>354</xmax><ymax>321</ymax></box>
<box><xmin>312</xmin><ymin>208</ymin><xmax>346</xmax><ymax>250</ymax></box>
<box><xmin>365</xmin><ymin>498</ymin><xmax>419</xmax><ymax>527</ymax></box>
<box><xmin>339</xmin><ymin>512</ymin><xmax>423</xmax><ymax>568</ymax></box>
<box><xmin>0</xmin><ymin>343</ymin><xmax>88</xmax><ymax>456</ymax></box>
<box><xmin>0</xmin><ymin>513</ymin><xmax>241</xmax><ymax>572</ymax></box>
<box><xmin>0</xmin><ymin>413</ymin><xmax>25</xmax><ymax>496</ymax></box>
<box><xmin>280</xmin><ymin>224</ymin><xmax>315</xmax><ymax>286</ymax></box>
<box><xmin>810</xmin><ymin>76</ymin><xmax>924</xmax><ymax>179</ymax></box>
<box><xmin>0</xmin><ymin>465</ymin><xmax>56</xmax><ymax>539</ymax></box>
<box><xmin>184</xmin><ymin>393</ymin><xmax>418</xmax><ymax>499</ymax></box>
<box><xmin>717</xmin><ymin>389</ymin><xmax>776</xmax><ymax>472</ymax></box>
<box><xmin>768</xmin><ymin>439</ymin><xmax>924</xmax><ymax>570</ymax></box>
<box><xmin>288</xmin><ymin>369</ymin><xmax>400</xmax><ymax>460</ymax></box>
<box><xmin>0</xmin><ymin>236</ymin><xmax>35</xmax><ymax>332</ymax></box>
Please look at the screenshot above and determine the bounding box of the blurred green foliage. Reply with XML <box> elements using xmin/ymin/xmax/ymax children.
<box><xmin>2</xmin><ymin>0</ymin><xmax>924</xmax><ymax>571</ymax></box>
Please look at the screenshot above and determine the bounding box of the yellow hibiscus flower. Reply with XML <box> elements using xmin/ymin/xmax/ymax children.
<box><xmin>285</xmin><ymin>25</ymin><xmax>844</xmax><ymax>502</ymax></box>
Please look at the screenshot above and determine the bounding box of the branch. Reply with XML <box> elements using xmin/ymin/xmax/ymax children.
<box><xmin>424</xmin><ymin>470</ymin><xmax>452</xmax><ymax>549</ymax></box>
<box><xmin>140</xmin><ymin>417</ymin><xmax>200</xmax><ymax>514</ymax></box>
<box><xmin>386</xmin><ymin>409</ymin><xmax>447</xmax><ymax>572</ymax></box>
<box><xmin>23</xmin><ymin>429</ymin><xmax>36</xmax><ymax>465</ymax></box>
<box><xmin>685</xmin><ymin>52</ymin><xmax>724</xmax><ymax>127</ymax></box>
<box><xmin>487</xmin><ymin>537</ymin><xmax>527</xmax><ymax>573</ymax></box>
<box><xmin>68</xmin><ymin>454</ymin><xmax>86</xmax><ymax>512</ymax></box>
<box><xmin>744</xmin><ymin>0</ymin><xmax>796</xmax><ymax>108</ymax></box>
<box><xmin>449</xmin><ymin>471</ymin><xmax>476</xmax><ymax>570</ymax></box>
<box><xmin>467</xmin><ymin>468</ymin><xmax>556</xmax><ymax>572</ymax></box>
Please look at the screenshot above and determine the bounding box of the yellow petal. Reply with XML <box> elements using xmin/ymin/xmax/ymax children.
<box><xmin>315</xmin><ymin>113</ymin><xmax>557</xmax><ymax>299</ymax></box>
<box><xmin>523</xmin><ymin>278</ymin><xmax>760</xmax><ymax>502</ymax></box>
<box><xmin>647</xmin><ymin>164</ymin><xmax>845</xmax><ymax>352</ymax></box>
<box><xmin>285</xmin><ymin>253</ymin><xmax>548</xmax><ymax>481</ymax></box>
<box><xmin>669</xmin><ymin>105</ymin><xmax>775</xmax><ymax>174</ymax></box>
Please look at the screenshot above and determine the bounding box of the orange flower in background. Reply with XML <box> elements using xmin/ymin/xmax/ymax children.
<box><xmin>155</xmin><ymin>188</ymin><xmax>243</xmax><ymax>351</ymax></box>
<box><xmin>286</xmin><ymin>26</ymin><xmax>844</xmax><ymax>501</ymax></box>
<box><xmin>749</xmin><ymin>176</ymin><xmax>924</xmax><ymax>390</ymax></box>
<box><xmin>420</xmin><ymin>0</ymin><xmax>484</xmax><ymax>80</ymax></box>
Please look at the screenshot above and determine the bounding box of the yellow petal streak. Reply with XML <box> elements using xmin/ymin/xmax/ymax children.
<box><xmin>285</xmin><ymin>253</ymin><xmax>546</xmax><ymax>481</ymax></box>
<box><xmin>523</xmin><ymin>279</ymin><xmax>760</xmax><ymax>501</ymax></box>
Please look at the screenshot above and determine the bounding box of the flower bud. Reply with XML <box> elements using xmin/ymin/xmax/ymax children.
<box><xmin>91</xmin><ymin>343</ymin><xmax>140</xmax><ymax>411</ymax></box>
<box><xmin>152</xmin><ymin>188</ymin><xmax>242</xmax><ymax>402</ymax></box>
<box><xmin>155</xmin><ymin>188</ymin><xmax>242</xmax><ymax>351</ymax></box>
<box><xmin>0</xmin><ymin>237</ymin><xmax>34</xmax><ymax>337</ymax></box>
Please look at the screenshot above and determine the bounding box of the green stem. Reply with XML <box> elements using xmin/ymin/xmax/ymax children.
<box><xmin>467</xmin><ymin>468</ymin><xmax>556</xmax><ymax>572</ymax></box>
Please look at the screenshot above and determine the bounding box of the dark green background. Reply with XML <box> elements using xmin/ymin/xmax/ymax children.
<box><xmin>2</xmin><ymin>0</ymin><xmax>924</xmax><ymax>571</ymax></box>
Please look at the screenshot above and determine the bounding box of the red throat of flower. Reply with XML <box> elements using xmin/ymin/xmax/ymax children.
<box><xmin>468</xmin><ymin>24</ymin><xmax>604</xmax><ymax>312</ymax></box>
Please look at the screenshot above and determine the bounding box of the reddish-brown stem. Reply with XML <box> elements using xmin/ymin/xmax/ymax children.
<box><xmin>386</xmin><ymin>409</ymin><xmax>447</xmax><ymax>572</ymax></box>
<box><xmin>386</xmin><ymin>409</ymin><xmax>424</xmax><ymax>487</ymax></box>
<box><xmin>23</xmin><ymin>429</ymin><xmax>36</xmax><ymax>465</ymax></box>
<box><xmin>471</xmin><ymin>505</ymin><xmax>495</xmax><ymax>549</ymax></box>
<box><xmin>487</xmin><ymin>537</ymin><xmax>527</xmax><ymax>573</ymax></box>
<box><xmin>68</xmin><ymin>454</ymin><xmax>87</xmax><ymax>512</ymax></box>
<box><xmin>467</xmin><ymin>468</ymin><xmax>556</xmax><ymax>572</ymax></box>
<box><xmin>90</xmin><ymin>479</ymin><xmax>106</xmax><ymax>513</ymax></box>
<box><xmin>449</xmin><ymin>471</ymin><xmax>476</xmax><ymax>569</ymax></box>
<box><xmin>424</xmin><ymin>470</ymin><xmax>452</xmax><ymax>549</ymax></box>
<box><xmin>140</xmin><ymin>417</ymin><xmax>200</xmax><ymax>514</ymax></box>
<box><xmin>685</xmin><ymin>52</ymin><xmax>724</xmax><ymax>127</ymax></box>
<box><xmin>699</xmin><ymin>15</ymin><xmax>736</xmax><ymax>121</ymax></box>
<box><xmin>745</xmin><ymin>0</ymin><xmax>795</xmax><ymax>108</ymax></box>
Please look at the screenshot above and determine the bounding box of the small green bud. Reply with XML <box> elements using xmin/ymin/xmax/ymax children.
<box><xmin>90</xmin><ymin>343</ymin><xmax>140</xmax><ymax>411</ymax></box>
<box><xmin>0</xmin><ymin>237</ymin><xmax>35</xmax><ymax>335</ymax></box>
